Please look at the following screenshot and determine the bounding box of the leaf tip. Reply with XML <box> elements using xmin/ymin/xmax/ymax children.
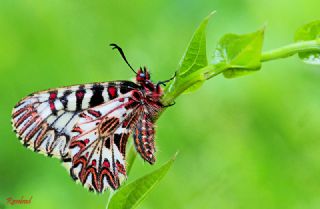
<box><xmin>203</xmin><ymin>11</ymin><xmax>216</xmax><ymax>23</ymax></box>
<box><xmin>173</xmin><ymin>151</ymin><xmax>179</xmax><ymax>160</ymax></box>
<box><xmin>261</xmin><ymin>22</ymin><xmax>268</xmax><ymax>32</ymax></box>
<box><xmin>208</xmin><ymin>10</ymin><xmax>216</xmax><ymax>18</ymax></box>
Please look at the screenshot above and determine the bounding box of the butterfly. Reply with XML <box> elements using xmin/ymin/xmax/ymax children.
<box><xmin>11</xmin><ymin>44</ymin><xmax>175</xmax><ymax>193</ymax></box>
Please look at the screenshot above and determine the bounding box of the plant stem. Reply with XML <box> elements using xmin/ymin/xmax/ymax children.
<box><xmin>161</xmin><ymin>63</ymin><xmax>227</xmax><ymax>105</ymax></box>
<box><xmin>261</xmin><ymin>40</ymin><xmax>320</xmax><ymax>62</ymax></box>
<box><xmin>106</xmin><ymin>143</ymin><xmax>136</xmax><ymax>209</ymax></box>
<box><xmin>161</xmin><ymin>39</ymin><xmax>320</xmax><ymax>106</ymax></box>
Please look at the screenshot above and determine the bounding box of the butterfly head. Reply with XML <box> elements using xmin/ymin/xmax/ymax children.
<box><xmin>136</xmin><ymin>67</ymin><xmax>150</xmax><ymax>83</ymax></box>
<box><xmin>109</xmin><ymin>44</ymin><xmax>163</xmax><ymax>99</ymax></box>
<box><xmin>136</xmin><ymin>67</ymin><xmax>163</xmax><ymax>100</ymax></box>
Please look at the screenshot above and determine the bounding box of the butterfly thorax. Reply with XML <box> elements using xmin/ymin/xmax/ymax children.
<box><xmin>135</xmin><ymin>67</ymin><xmax>163</xmax><ymax>117</ymax></box>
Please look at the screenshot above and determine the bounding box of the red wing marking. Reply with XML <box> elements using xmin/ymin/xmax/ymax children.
<box><xmin>107</xmin><ymin>86</ymin><xmax>118</xmax><ymax>99</ymax></box>
<box><xmin>49</xmin><ymin>91</ymin><xmax>58</xmax><ymax>115</ymax></box>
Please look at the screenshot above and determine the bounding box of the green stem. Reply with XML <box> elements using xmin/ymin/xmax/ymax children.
<box><xmin>106</xmin><ymin>143</ymin><xmax>136</xmax><ymax>209</ymax></box>
<box><xmin>161</xmin><ymin>39</ymin><xmax>320</xmax><ymax>106</ymax></box>
<box><xmin>261</xmin><ymin>40</ymin><xmax>320</xmax><ymax>62</ymax></box>
<box><xmin>161</xmin><ymin>63</ymin><xmax>227</xmax><ymax>105</ymax></box>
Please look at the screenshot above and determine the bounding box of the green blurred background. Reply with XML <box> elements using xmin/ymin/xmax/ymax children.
<box><xmin>1</xmin><ymin>0</ymin><xmax>320</xmax><ymax>208</ymax></box>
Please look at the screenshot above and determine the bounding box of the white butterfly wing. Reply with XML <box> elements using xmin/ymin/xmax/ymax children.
<box><xmin>68</xmin><ymin>91</ymin><xmax>143</xmax><ymax>192</ymax></box>
<box><xmin>11</xmin><ymin>82</ymin><xmax>139</xmax><ymax>160</ymax></box>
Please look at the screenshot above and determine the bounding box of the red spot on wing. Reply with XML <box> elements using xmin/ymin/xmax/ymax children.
<box><xmin>122</xmin><ymin>120</ymin><xmax>129</xmax><ymax>127</ymax></box>
<box><xmin>72</xmin><ymin>126</ymin><xmax>83</xmax><ymax>134</ymax></box>
<box><xmin>70</xmin><ymin>140</ymin><xmax>86</xmax><ymax>149</ymax></box>
<box><xmin>88</xmin><ymin>109</ymin><xmax>102</xmax><ymax>118</ymax></box>
<box><xmin>76</xmin><ymin>91</ymin><xmax>84</xmax><ymax>99</ymax></box>
<box><xmin>79</xmin><ymin>112</ymin><xmax>94</xmax><ymax>120</ymax></box>
<box><xmin>49</xmin><ymin>92</ymin><xmax>57</xmax><ymax>100</ymax></box>
<box><xmin>84</xmin><ymin>139</ymin><xmax>89</xmax><ymax>144</ymax></box>
<box><xmin>116</xmin><ymin>161</ymin><xmax>126</xmax><ymax>175</ymax></box>
<box><xmin>92</xmin><ymin>159</ymin><xmax>96</xmax><ymax>166</ymax></box>
<box><xmin>103</xmin><ymin>160</ymin><xmax>110</xmax><ymax>168</ymax></box>
<box><xmin>49</xmin><ymin>103</ymin><xmax>55</xmax><ymax>111</ymax></box>
<box><xmin>108</xmin><ymin>86</ymin><xmax>117</xmax><ymax>98</ymax></box>
<box><xmin>49</xmin><ymin>91</ymin><xmax>58</xmax><ymax>113</ymax></box>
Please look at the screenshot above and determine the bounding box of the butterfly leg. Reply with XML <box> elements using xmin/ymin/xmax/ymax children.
<box><xmin>162</xmin><ymin>101</ymin><xmax>176</xmax><ymax>108</ymax></box>
<box><xmin>156</xmin><ymin>72</ymin><xmax>177</xmax><ymax>87</ymax></box>
<box><xmin>154</xmin><ymin>72</ymin><xmax>177</xmax><ymax>108</ymax></box>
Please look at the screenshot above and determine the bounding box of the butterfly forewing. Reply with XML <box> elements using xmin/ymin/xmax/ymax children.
<box><xmin>11</xmin><ymin>81</ymin><xmax>139</xmax><ymax>160</ymax></box>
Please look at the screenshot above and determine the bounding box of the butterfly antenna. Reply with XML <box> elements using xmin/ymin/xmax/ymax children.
<box><xmin>110</xmin><ymin>43</ymin><xmax>137</xmax><ymax>74</ymax></box>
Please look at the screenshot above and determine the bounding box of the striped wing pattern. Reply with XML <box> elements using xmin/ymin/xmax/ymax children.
<box><xmin>68</xmin><ymin>92</ymin><xmax>143</xmax><ymax>192</ymax></box>
<box><xmin>11</xmin><ymin>80</ymin><xmax>161</xmax><ymax>193</ymax></box>
<box><xmin>133</xmin><ymin>112</ymin><xmax>156</xmax><ymax>164</ymax></box>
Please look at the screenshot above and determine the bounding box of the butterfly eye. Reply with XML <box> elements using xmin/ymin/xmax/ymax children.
<box><xmin>140</xmin><ymin>73</ymin><xmax>145</xmax><ymax>78</ymax></box>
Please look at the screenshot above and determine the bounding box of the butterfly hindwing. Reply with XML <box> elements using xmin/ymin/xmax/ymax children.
<box><xmin>68</xmin><ymin>91</ymin><xmax>143</xmax><ymax>192</ymax></box>
<box><xmin>133</xmin><ymin>112</ymin><xmax>156</xmax><ymax>164</ymax></box>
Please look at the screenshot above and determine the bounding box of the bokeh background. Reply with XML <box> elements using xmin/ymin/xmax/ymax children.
<box><xmin>1</xmin><ymin>0</ymin><xmax>320</xmax><ymax>208</ymax></box>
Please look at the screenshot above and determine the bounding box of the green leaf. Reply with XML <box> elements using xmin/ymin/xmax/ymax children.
<box><xmin>107</xmin><ymin>153</ymin><xmax>177</xmax><ymax>209</ymax></box>
<box><xmin>295</xmin><ymin>20</ymin><xmax>320</xmax><ymax>65</ymax></box>
<box><xmin>176</xmin><ymin>12</ymin><xmax>214</xmax><ymax>93</ymax></box>
<box><xmin>212</xmin><ymin>28</ymin><xmax>265</xmax><ymax>78</ymax></box>
<box><xmin>126</xmin><ymin>143</ymin><xmax>137</xmax><ymax>176</ymax></box>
